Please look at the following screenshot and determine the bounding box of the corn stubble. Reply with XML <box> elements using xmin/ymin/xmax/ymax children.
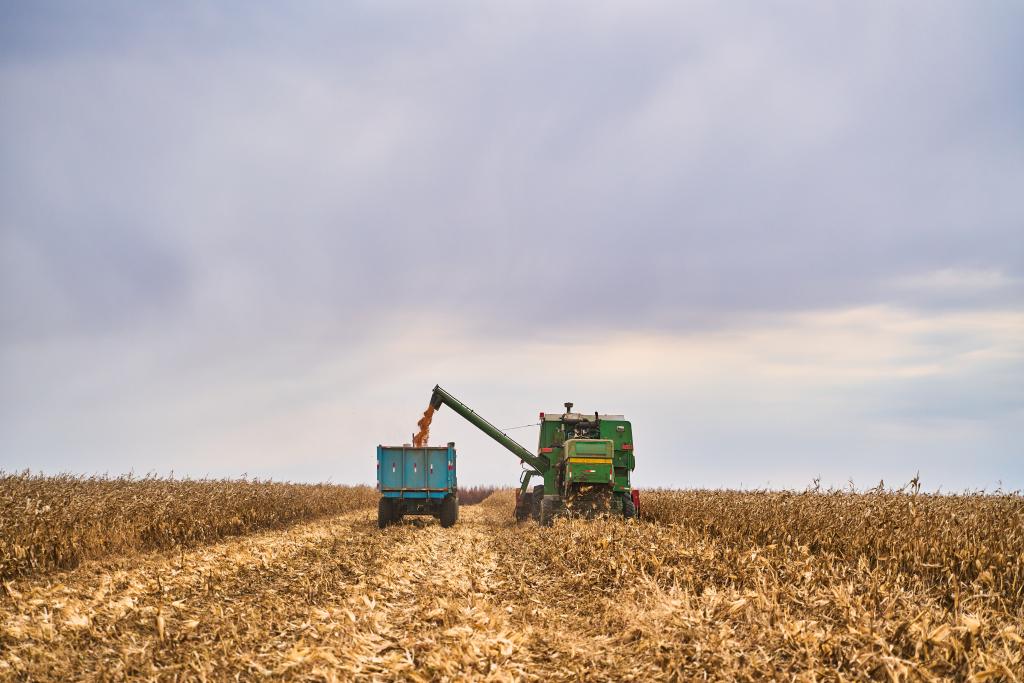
<box><xmin>1</xmin><ymin>481</ymin><xmax>1022</xmax><ymax>681</ymax></box>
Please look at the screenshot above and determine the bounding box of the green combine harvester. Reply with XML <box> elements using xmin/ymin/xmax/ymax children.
<box><xmin>428</xmin><ymin>385</ymin><xmax>639</xmax><ymax>525</ymax></box>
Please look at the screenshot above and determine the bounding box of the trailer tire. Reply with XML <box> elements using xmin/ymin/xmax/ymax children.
<box><xmin>377</xmin><ymin>498</ymin><xmax>393</xmax><ymax>528</ymax></box>
<box><xmin>439</xmin><ymin>495</ymin><xmax>458</xmax><ymax>528</ymax></box>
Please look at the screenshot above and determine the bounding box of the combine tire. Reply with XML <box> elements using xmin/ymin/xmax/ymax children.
<box><xmin>622</xmin><ymin>494</ymin><xmax>636</xmax><ymax>519</ymax></box>
<box><xmin>531</xmin><ymin>485</ymin><xmax>544</xmax><ymax>521</ymax></box>
<box><xmin>539</xmin><ymin>497</ymin><xmax>557</xmax><ymax>527</ymax></box>
<box><xmin>377</xmin><ymin>498</ymin><xmax>393</xmax><ymax>528</ymax></box>
<box><xmin>439</xmin><ymin>495</ymin><xmax>459</xmax><ymax>528</ymax></box>
<box><xmin>515</xmin><ymin>492</ymin><xmax>533</xmax><ymax>522</ymax></box>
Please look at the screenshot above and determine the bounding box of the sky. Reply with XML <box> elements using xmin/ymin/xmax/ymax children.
<box><xmin>1</xmin><ymin>1</ymin><xmax>1022</xmax><ymax>491</ymax></box>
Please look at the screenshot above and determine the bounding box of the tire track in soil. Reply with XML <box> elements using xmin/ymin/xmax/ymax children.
<box><xmin>1</xmin><ymin>509</ymin><xmax>386</xmax><ymax>679</ymax></box>
<box><xmin>349</xmin><ymin>506</ymin><xmax>650</xmax><ymax>682</ymax></box>
<box><xmin>2</xmin><ymin>505</ymin><xmax>559</xmax><ymax>681</ymax></box>
<box><xmin>482</xmin><ymin>516</ymin><xmax>658</xmax><ymax>682</ymax></box>
<box><xmin>343</xmin><ymin>507</ymin><xmax>539</xmax><ymax>681</ymax></box>
<box><xmin>2</xmin><ymin>503</ymin><xmax>637</xmax><ymax>681</ymax></box>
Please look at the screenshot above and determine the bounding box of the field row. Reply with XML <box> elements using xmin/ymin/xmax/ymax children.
<box><xmin>0</xmin><ymin>472</ymin><xmax>377</xmax><ymax>580</ymax></box>
<box><xmin>1</xmin><ymin>490</ymin><xmax>1021</xmax><ymax>680</ymax></box>
<box><xmin>643</xmin><ymin>488</ymin><xmax>1024</xmax><ymax>604</ymax></box>
<box><xmin>5</xmin><ymin>473</ymin><xmax>1023</xmax><ymax>604</ymax></box>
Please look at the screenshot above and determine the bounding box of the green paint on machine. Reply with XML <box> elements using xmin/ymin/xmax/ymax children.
<box><xmin>426</xmin><ymin>385</ymin><xmax>638</xmax><ymax>526</ymax></box>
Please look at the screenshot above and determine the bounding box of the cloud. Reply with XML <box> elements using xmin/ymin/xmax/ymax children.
<box><xmin>885</xmin><ymin>268</ymin><xmax>1023</xmax><ymax>311</ymax></box>
<box><xmin>894</xmin><ymin>268</ymin><xmax>1017</xmax><ymax>293</ymax></box>
<box><xmin>1</xmin><ymin>305</ymin><xmax>1020</xmax><ymax>489</ymax></box>
<box><xmin>1</xmin><ymin>2</ymin><xmax>1022</xmax><ymax>488</ymax></box>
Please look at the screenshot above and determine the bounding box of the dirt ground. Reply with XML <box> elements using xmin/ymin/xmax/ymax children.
<box><xmin>1</xmin><ymin>497</ymin><xmax>1020</xmax><ymax>681</ymax></box>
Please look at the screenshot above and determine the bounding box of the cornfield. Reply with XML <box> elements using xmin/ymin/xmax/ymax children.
<box><xmin>641</xmin><ymin>488</ymin><xmax>1024</xmax><ymax>604</ymax></box>
<box><xmin>1</xmin><ymin>478</ymin><xmax>1022</xmax><ymax>681</ymax></box>
<box><xmin>458</xmin><ymin>486</ymin><xmax>504</xmax><ymax>506</ymax></box>
<box><xmin>0</xmin><ymin>472</ymin><xmax>376</xmax><ymax>580</ymax></box>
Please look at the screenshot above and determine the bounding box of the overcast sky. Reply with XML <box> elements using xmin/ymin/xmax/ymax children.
<box><xmin>1</xmin><ymin>1</ymin><xmax>1022</xmax><ymax>490</ymax></box>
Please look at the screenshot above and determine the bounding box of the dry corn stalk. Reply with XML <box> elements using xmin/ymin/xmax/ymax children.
<box><xmin>1</xmin><ymin>480</ymin><xmax>1021</xmax><ymax>680</ymax></box>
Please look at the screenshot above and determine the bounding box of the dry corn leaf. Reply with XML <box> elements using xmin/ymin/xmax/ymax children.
<box><xmin>0</xmin><ymin>478</ymin><xmax>1021</xmax><ymax>681</ymax></box>
<box><xmin>961</xmin><ymin>615</ymin><xmax>982</xmax><ymax>634</ymax></box>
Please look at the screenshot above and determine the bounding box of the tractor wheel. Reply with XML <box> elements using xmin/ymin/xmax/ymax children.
<box><xmin>515</xmin><ymin>492</ymin><xmax>533</xmax><ymax>522</ymax></box>
<box><xmin>439</xmin><ymin>495</ymin><xmax>458</xmax><ymax>528</ymax></box>
<box><xmin>531</xmin><ymin>485</ymin><xmax>544</xmax><ymax>521</ymax></box>
<box><xmin>377</xmin><ymin>498</ymin><xmax>392</xmax><ymax>528</ymax></box>
<box><xmin>622</xmin><ymin>493</ymin><xmax>636</xmax><ymax>519</ymax></box>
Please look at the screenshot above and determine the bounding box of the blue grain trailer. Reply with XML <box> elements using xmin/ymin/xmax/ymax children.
<box><xmin>377</xmin><ymin>442</ymin><xmax>458</xmax><ymax>528</ymax></box>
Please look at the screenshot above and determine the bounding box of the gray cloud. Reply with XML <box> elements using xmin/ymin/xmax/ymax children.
<box><xmin>1</xmin><ymin>2</ymin><xmax>1022</xmax><ymax>487</ymax></box>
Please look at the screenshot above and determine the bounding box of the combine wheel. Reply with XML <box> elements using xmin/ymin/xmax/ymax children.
<box><xmin>515</xmin><ymin>492</ymin><xmax>533</xmax><ymax>522</ymax></box>
<box><xmin>622</xmin><ymin>493</ymin><xmax>636</xmax><ymax>519</ymax></box>
<box><xmin>531</xmin><ymin>485</ymin><xmax>544</xmax><ymax>521</ymax></box>
<box><xmin>539</xmin><ymin>497</ymin><xmax>558</xmax><ymax>527</ymax></box>
<box><xmin>439</xmin><ymin>495</ymin><xmax>459</xmax><ymax>528</ymax></box>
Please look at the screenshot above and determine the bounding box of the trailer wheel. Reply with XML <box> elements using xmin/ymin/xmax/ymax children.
<box><xmin>439</xmin><ymin>495</ymin><xmax>458</xmax><ymax>528</ymax></box>
<box><xmin>377</xmin><ymin>498</ymin><xmax>393</xmax><ymax>528</ymax></box>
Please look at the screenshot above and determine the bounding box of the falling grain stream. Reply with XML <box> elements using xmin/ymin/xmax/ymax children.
<box><xmin>413</xmin><ymin>405</ymin><xmax>434</xmax><ymax>448</ymax></box>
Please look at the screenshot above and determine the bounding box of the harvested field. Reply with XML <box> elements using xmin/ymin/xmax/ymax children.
<box><xmin>1</xmin><ymin>484</ymin><xmax>1022</xmax><ymax>681</ymax></box>
<box><xmin>0</xmin><ymin>472</ymin><xmax>376</xmax><ymax>580</ymax></box>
